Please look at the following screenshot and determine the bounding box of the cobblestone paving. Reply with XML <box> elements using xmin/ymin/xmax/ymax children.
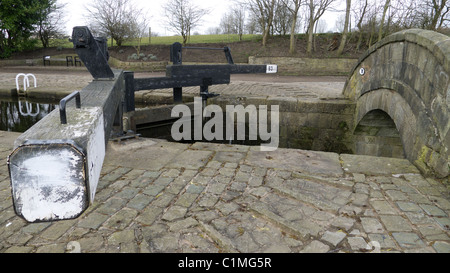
<box><xmin>0</xmin><ymin>69</ymin><xmax>92</xmax><ymax>95</ymax></box>
<box><xmin>136</xmin><ymin>80</ymin><xmax>345</xmax><ymax>101</ymax></box>
<box><xmin>0</xmin><ymin>133</ymin><xmax>449</xmax><ymax>253</ymax></box>
<box><xmin>0</xmin><ymin>68</ymin><xmax>344</xmax><ymax>101</ymax></box>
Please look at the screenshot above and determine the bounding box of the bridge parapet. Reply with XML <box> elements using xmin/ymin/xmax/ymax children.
<box><xmin>343</xmin><ymin>29</ymin><xmax>449</xmax><ymax>178</ymax></box>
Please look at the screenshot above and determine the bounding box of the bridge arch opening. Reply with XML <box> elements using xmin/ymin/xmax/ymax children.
<box><xmin>343</xmin><ymin>29</ymin><xmax>449</xmax><ymax>178</ymax></box>
<box><xmin>353</xmin><ymin>109</ymin><xmax>405</xmax><ymax>159</ymax></box>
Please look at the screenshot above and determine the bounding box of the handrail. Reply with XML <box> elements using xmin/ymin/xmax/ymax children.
<box><xmin>59</xmin><ymin>91</ymin><xmax>81</xmax><ymax>124</ymax></box>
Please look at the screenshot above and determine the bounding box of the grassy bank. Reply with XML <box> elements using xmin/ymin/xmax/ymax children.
<box><xmin>47</xmin><ymin>34</ymin><xmax>262</xmax><ymax>48</ymax></box>
<box><xmin>9</xmin><ymin>33</ymin><xmax>365</xmax><ymax>68</ymax></box>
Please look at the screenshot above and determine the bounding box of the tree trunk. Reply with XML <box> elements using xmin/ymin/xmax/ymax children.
<box><xmin>262</xmin><ymin>28</ymin><xmax>270</xmax><ymax>46</ymax></box>
<box><xmin>356</xmin><ymin>0</ymin><xmax>368</xmax><ymax>51</ymax></box>
<box><xmin>289</xmin><ymin>22</ymin><xmax>297</xmax><ymax>54</ymax></box>
<box><xmin>307</xmin><ymin>0</ymin><xmax>314</xmax><ymax>54</ymax></box>
<box><xmin>368</xmin><ymin>17</ymin><xmax>376</xmax><ymax>47</ymax></box>
<box><xmin>356</xmin><ymin>31</ymin><xmax>363</xmax><ymax>51</ymax></box>
<box><xmin>430</xmin><ymin>0</ymin><xmax>448</xmax><ymax>30</ymax></box>
<box><xmin>289</xmin><ymin>0</ymin><xmax>301</xmax><ymax>54</ymax></box>
<box><xmin>378</xmin><ymin>0</ymin><xmax>391</xmax><ymax>42</ymax></box>
<box><xmin>337</xmin><ymin>0</ymin><xmax>351</xmax><ymax>55</ymax></box>
<box><xmin>262</xmin><ymin>0</ymin><xmax>276</xmax><ymax>47</ymax></box>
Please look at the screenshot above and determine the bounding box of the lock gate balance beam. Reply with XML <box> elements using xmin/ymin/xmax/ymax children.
<box><xmin>126</xmin><ymin>42</ymin><xmax>277</xmax><ymax>112</ymax></box>
<box><xmin>7</xmin><ymin>27</ymin><xmax>124</xmax><ymax>222</ymax></box>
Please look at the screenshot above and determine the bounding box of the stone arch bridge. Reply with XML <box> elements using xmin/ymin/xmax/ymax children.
<box><xmin>343</xmin><ymin>29</ymin><xmax>449</xmax><ymax>178</ymax></box>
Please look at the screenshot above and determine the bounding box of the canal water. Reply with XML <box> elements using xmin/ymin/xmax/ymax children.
<box><xmin>1</xmin><ymin>100</ymin><xmax>404</xmax><ymax>159</ymax></box>
<box><xmin>0</xmin><ymin>99</ymin><xmax>56</xmax><ymax>133</ymax></box>
<box><xmin>1</xmin><ymin>99</ymin><xmax>272</xmax><ymax>147</ymax></box>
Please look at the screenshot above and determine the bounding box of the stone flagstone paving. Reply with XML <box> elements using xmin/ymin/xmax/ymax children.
<box><xmin>0</xmin><ymin>131</ymin><xmax>449</xmax><ymax>253</ymax></box>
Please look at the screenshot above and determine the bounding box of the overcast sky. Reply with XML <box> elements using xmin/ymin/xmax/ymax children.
<box><xmin>59</xmin><ymin>0</ymin><xmax>342</xmax><ymax>36</ymax></box>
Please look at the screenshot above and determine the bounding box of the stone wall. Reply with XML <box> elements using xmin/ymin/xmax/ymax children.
<box><xmin>236</xmin><ymin>96</ymin><xmax>355</xmax><ymax>153</ymax></box>
<box><xmin>133</xmin><ymin>95</ymin><xmax>357</xmax><ymax>154</ymax></box>
<box><xmin>343</xmin><ymin>29</ymin><xmax>450</xmax><ymax>178</ymax></box>
<box><xmin>108</xmin><ymin>57</ymin><xmax>168</xmax><ymax>72</ymax></box>
<box><xmin>108</xmin><ymin>56</ymin><xmax>358</xmax><ymax>76</ymax></box>
<box><xmin>249</xmin><ymin>56</ymin><xmax>358</xmax><ymax>76</ymax></box>
<box><xmin>131</xmin><ymin>94</ymin><xmax>417</xmax><ymax>162</ymax></box>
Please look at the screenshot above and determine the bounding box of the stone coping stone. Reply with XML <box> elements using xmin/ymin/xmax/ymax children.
<box><xmin>245</xmin><ymin>148</ymin><xmax>343</xmax><ymax>177</ymax></box>
<box><xmin>340</xmin><ymin>154</ymin><xmax>420</xmax><ymax>175</ymax></box>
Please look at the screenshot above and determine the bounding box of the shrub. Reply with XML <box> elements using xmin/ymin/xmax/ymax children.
<box><xmin>128</xmin><ymin>53</ymin><xmax>139</xmax><ymax>60</ymax></box>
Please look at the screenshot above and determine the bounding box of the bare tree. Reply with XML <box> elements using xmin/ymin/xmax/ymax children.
<box><xmin>363</xmin><ymin>0</ymin><xmax>381</xmax><ymax>47</ymax></box>
<box><xmin>129</xmin><ymin>15</ymin><xmax>150</xmax><ymax>58</ymax></box>
<box><xmin>415</xmin><ymin>0</ymin><xmax>450</xmax><ymax>30</ymax></box>
<box><xmin>247</xmin><ymin>0</ymin><xmax>278</xmax><ymax>46</ymax></box>
<box><xmin>206</xmin><ymin>27</ymin><xmax>221</xmax><ymax>35</ymax></box>
<box><xmin>273</xmin><ymin>1</ymin><xmax>292</xmax><ymax>35</ymax></box>
<box><xmin>284</xmin><ymin>0</ymin><xmax>303</xmax><ymax>54</ymax></box>
<box><xmin>346</xmin><ymin>0</ymin><xmax>450</xmax><ymax>50</ymax></box>
<box><xmin>221</xmin><ymin>5</ymin><xmax>246</xmax><ymax>40</ymax></box>
<box><xmin>306</xmin><ymin>0</ymin><xmax>315</xmax><ymax>54</ymax></box>
<box><xmin>233</xmin><ymin>5</ymin><xmax>247</xmax><ymax>41</ymax></box>
<box><xmin>163</xmin><ymin>0</ymin><xmax>209</xmax><ymax>45</ymax></box>
<box><xmin>378</xmin><ymin>0</ymin><xmax>391</xmax><ymax>42</ymax></box>
<box><xmin>392</xmin><ymin>0</ymin><xmax>421</xmax><ymax>29</ymax></box>
<box><xmin>306</xmin><ymin>0</ymin><xmax>337</xmax><ymax>54</ymax></box>
<box><xmin>220</xmin><ymin>12</ymin><xmax>235</xmax><ymax>35</ymax></box>
<box><xmin>246</xmin><ymin>13</ymin><xmax>262</xmax><ymax>34</ymax></box>
<box><xmin>36</xmin><ymin>0</ymin><xmax>67</xmax><ymax>48</ymax></box>
<box><xmin>353</xmin><ymin>0</ymin><xmax>368</xmax><ymax>51</ymax></box>
<box><xmin>85</xmin><ymin>0</ymin><xmax>139</xmax><ymax>47</ymax></box>
<box><xmin>431</xmin><ymin>0</ymin><xmax>450</xmax><ymax>29</ymax></box>
<box><xmin>337</xmin><ymin>0</ymin><xmax>351</xmax><ymax>55</ymax></box>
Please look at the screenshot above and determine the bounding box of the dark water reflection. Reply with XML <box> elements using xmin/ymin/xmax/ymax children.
<box><xmin>0</xmin><ymin>98</ymin><xmax>56</xmax><ymax>133</ymax></box>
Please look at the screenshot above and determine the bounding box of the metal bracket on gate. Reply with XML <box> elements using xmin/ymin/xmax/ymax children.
<box><xmin>71</xmin><ymin>26</ymin><xmax>114</xmax><ymax>79</ymax></box>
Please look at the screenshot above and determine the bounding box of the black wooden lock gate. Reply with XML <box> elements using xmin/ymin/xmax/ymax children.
<box><xmin>124</xmin><ymin>42</ymin><xmax>277</xmax><ymax>112</ymax></box>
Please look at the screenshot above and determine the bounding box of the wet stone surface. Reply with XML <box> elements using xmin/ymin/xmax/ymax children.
<box><xmin>0</xmin><ymin>133</ymin><xmax>449</xmax><ymax>253</ymax></box>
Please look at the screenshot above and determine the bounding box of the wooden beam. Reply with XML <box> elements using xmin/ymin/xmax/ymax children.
<box><xmin>8</xmin><ymin>70</ymin><xmax>124</xmax><ymax>222</ymax></box>
<box><xmin>133</xmin><ymin>64</ymin><xmax>278</xmax><ymax>92</ymax></box>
